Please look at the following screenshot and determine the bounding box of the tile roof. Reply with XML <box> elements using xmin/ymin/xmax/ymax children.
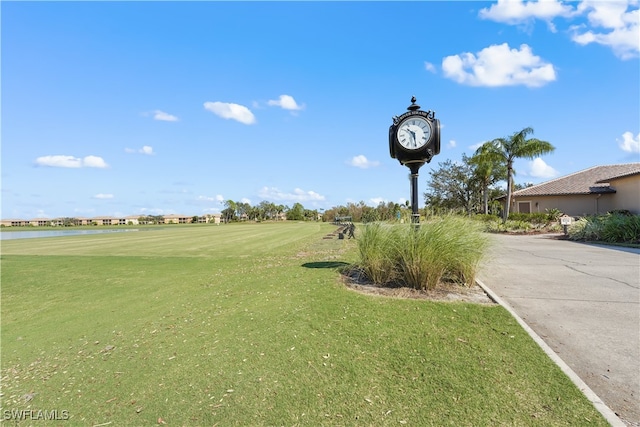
<box><xmin>513</xmin><ymin>163</ymin><xmax>640</xmax><ymax>197</ymax></box>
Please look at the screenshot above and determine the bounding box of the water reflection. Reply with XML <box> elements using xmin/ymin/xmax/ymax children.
<box><xmin>0</xmin><ymin>229</ymin><xmax>141</xmax><ymax>240</ymax></box>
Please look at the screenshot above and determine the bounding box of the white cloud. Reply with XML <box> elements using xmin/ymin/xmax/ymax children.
<box><xmin>153</xmin><ymin>110</ymin><xmax>179</xmax><ymax>122</ymax></box>
<box><xmin>35</xmin><ymin>155</ymin><xmax>109</xmax><ymax>168</ymax></box>
<box><xmin>369</xmin><ymin>197</ymin><xmax>386</xmax><ymax>206</ymax></box>
<box><xmin>447</xmin><ymin>139</ymin><xmax>457</xmax><ymax>149</ymax></box>
<box><xmin>93</xmin><ymin>193</ymin><xmax>114</xmax><ymax>199</ymax></box>
<box><xmin>479</xmin><ymin>0</ymin><xmax>639</xmax><ymax>60</ymax></box>
<box><xmin>204</xmin><ymin>101</ymin><xmax>256</xmax><ymax>125</ymax></box>
<box><xmin>442</xmin><ymin>43</ymin><xmax>556</xmax><ymax>87</ymax></box>
<box><xmin>83</xmin><ymin>156</ymin><xmax>109</xmax><ymax>168</ymax></box>
<box><xmin>267</xmin><ymin>94</ymin><xmax>304</xmax><ymax>111</ymax></box>
<box><xmin>618</xmin><ymin>131</ymin><xmax>640</xmax><ymax>153</ymax></box>
<box><xmin>240</xmin><ymin>197</ymin><xmax>252</xmax><ymax>205</ymax></box>
<box><xmin>528</xmin><ymin>158</ymin><xmax>559</xmax><ymax>178</ymax></box>
<box><xmin>140</xmin><ymin>145</ymin><xmax>153</xmax><ymax>155</ymax></box>
<box><xmin>197</xmin><ymin>195</ymin><xmax>217</xmax><ymax>202</ymax></box>
<box><xmin>424</xmin><ymin>62</ymin><xmax>437</xmax><ymax>73</ymax></box>
<box><xmin>258</xmin><ymin>187</ymin><xmax>326</xmax><ymax>202</ymax></box>
<box><xmin>126</xmin><ymin>145</ymin><xmax>154</xmax><ymax>155</ymax></box>
<box><xmin>469</xmin><ymin>142</ymin><xmax>485</xmax><ymax>151</ymax></box>
<box><xmin>198</xmin><ymin>195</ymin><xmax>225</xmax><ymax>203</ymax></box>
<box><xmin>572</xmin><ymin>1</ymin><xmax>639</xmax><ymax>60</ymax></box>
<box><xmin>479</xmin><ymin>0</ymin><xmax>575</xmax><ymax>24</ymax></box>
<box><xmin>348</xmin><ymin>155</ymin><xmax>380</xmax><ymax>169</ymax></box>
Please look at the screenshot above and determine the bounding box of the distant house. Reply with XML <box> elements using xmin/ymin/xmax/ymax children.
<box><xmin>201</xmin><ymin>214</ymin><xmax>221</xmax><ymax>224</ymax></box>
<box><xmin>124</xmin><ymin>215</ymin><xmax>140</xmax><ymax>225</ymax></box>
<box><xmin>91</xmin><ymin>216</ymin><xmax>119</xmax><ymax>226</ymax></box>
<box><xmin>508</xmin><ymin>163</ymin><xmax>640</xmax><ymax>216</ymax></box>
<box><xmin>73</xmin><ymin>217</ymin><xmax>91</xmax><ymax>226</ymax></box>
<box><xmin>0</xmin><ymin>219</ymin><xmax>30</xmax><ymax>227</ymax></box>
<box><xmin>163</xmin><ymin>214</ymin><xmax>190</xmax><ymax>224</ymax></box>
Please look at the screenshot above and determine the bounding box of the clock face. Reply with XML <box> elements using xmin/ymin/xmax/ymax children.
<box><xmin>397</xmin><ymin>117</ymin><xmax>432</xmax><ymax>150</ymax></box>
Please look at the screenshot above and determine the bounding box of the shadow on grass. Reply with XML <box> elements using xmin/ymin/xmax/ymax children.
<box><xmin>301</xmin><ymin>261</ymin><xmax>351</xmax><ymax>269</ymax></box>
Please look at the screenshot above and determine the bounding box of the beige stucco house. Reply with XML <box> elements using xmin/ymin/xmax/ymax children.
<box><xmin>163</xmin><ymin>214</ymin><xmax>190</xmax><ymax>224</ymax></box>
<box><xmin>509</xmin><ymin>163</ymin><xmax>640</xmax><ymax>216</ymax></box>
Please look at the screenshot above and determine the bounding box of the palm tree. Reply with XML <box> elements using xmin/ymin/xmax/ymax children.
<box><xmin>470</xmin><ymin>145</ymin><xmax>507</xmax><ymax>215</ymax></box>
<box><xmin>477</xmin><ymin>127</ymin><xmax>555</xmax><ymax>222</ymax></box>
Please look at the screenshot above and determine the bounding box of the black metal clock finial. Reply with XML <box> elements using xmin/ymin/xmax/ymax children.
<box><xmin>407</xmin><ymin>96</ymin><xmax>420</xmax><ymax>111</ymax></box>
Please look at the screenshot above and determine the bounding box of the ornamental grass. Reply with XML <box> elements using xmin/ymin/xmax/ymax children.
<box><xmin>356</xmin><ymin>216</ymin><xmax>489</xmax><ymax>290</ymax></box>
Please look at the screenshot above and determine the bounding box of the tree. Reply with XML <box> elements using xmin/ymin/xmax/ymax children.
<box><xmin>287</xmin><ymin>203</ymin><xmax>305</xmax><ymax>220</ymax></box>
<box><xmin>423</xmin><ymin>155</ymin><xmax>482</xmax><ymax>215</ymax></box>
<box><xmin>361</xmin><ymin>206</ymin><xmax>379</xmax><ymax>223</ymax></box>
<box><xmin>470</xmin><ymin>145</ymin><xmax>507</xmax><ymax>214</ymax></box>
<box><xmin>303</xmin><ymin>209</ymin><xmax>318</xmax><ymax>221</ymax></box>
<box><xmin>222</xmin><ymin>200</ymin><xmax>237</xmax><ymax>222</ymax></box>
<box><xmin>258</xmin><ymin>200</ymin><xmax>275</xmax><ymax>221</ymax></box>
<box><xmin>61</xmin><ymin>217</ymin><xmax>76</xmax><ymax>227</ymax></box>
<box><xmin>478</xmin><ymin>127</ymin><xmax>555</xmax><ymax>222</ymax></box>
<box><xmin>235</xmin><ymin>201</ymin><xmax>251</xmax><ymax>220</ymax></box>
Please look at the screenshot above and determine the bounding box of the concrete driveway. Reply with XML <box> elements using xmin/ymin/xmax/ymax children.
<box><xmin>477</xmin><ymin>233</ymin><xmax>640</xmax><ymax>427</ymax></box>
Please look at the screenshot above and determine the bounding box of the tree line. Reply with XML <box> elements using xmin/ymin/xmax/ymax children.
<box><xmin>220</xmin><ymin>200</ymin><xmax>318</xmax><ymax>222</ymax></box>
<box><xmin>219</xmin><ymin>200</ymin><xmax>412</xmax><ymax>223</ymax></box>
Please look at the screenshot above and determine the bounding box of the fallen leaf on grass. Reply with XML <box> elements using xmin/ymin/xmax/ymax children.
<box><xmin>157</xmin><ymin>417</ymin><xmax>166</xmax><ymax>424</ymax></box>
<box><xmin>102</xmin><ymin>345</ymin><xmax>115</xmax><ymax>353</ymax></box>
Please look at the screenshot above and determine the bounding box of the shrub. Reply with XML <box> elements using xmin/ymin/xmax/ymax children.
<box><xmin>601</xmin><ymin>214</ymin><xmax>640</xmax><ymax>244</ymax></box>
<box><xmin>355</xmin><ymin>217</ymin><xmax>489</xmax><ymax>290</ymax></box>
<box><xmin>568</xmin><ymin>214</ymin><xmax>640</xmax><ymax>244</ymax></box>
<box><xmin>545</xmin><ymin>208</ymin><xmax>562</xmax><ymax>222</ymax></box>
<box><xmin>473</xmin><ymin>214</ymin><xmax>500</xmax><ymax>222</ymax></box>
<box><xmin>508</xmin><ymin>212</ymin><xmax>549</xmax><ymax>225</ymax></box>
<box><xmin>484</xmin><ymin>219</ymin><xmax>532</xmax><ymax>233</ymax></box>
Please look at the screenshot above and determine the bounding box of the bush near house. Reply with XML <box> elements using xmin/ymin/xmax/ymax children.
<box><xmin>472</xmin><ymin>210</ymin><xmax>562</xmax><ymax>234</ymax></box>
<box><xmin>568</xmin><ymin>213</ymin><xmax>640</xmax><ymax>244</ymax></box>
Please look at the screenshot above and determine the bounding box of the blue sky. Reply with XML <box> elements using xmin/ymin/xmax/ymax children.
<box><xmin>2</xmin><ymin>1</ymin><xmax>639</xmax><ymax>219</ymax></box>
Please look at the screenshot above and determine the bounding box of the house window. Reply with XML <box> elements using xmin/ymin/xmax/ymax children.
<box><xmin>517</xmin><ymin>201</ymin><xmax>531</xmax><ymax>214</ymax></box>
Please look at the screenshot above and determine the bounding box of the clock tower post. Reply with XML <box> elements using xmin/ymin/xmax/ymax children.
<box><xmin>389</xmin><ymin>96</ymin><xmax>441</xmax><ymax>224</ymax></box>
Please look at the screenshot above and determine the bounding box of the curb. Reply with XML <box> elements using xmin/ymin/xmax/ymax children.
<box><xmin>476</xmin><ymin>278</ymin><xmax>626</xmax><ymax>427</ymax></box>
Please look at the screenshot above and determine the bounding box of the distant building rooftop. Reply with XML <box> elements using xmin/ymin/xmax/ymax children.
<box><xmin>512</xmin><ymin>163</ymin><xmax>640</xmax><ymax>197</ymax></box>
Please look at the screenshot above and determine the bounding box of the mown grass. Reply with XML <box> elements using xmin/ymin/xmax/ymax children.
<box><xmin>1</xmin><ymin>222</ymin><xmax>607</xmax><ymax>426</ymax></box>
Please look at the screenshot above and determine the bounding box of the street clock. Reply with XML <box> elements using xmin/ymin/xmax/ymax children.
<box><xmin>388</xmin><ymin>97</ymin><xmax>441</xmax><ymax>224</ymax></box>
<box><xmin>389</xmin><ymin>96</ymin><xmax>440</xmax><ymax>166</ymax></box>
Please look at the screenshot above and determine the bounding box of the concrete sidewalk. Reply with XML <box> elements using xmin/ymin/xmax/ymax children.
<box><xmin>477</xmin><ymin>234</ymin><xmax>640</xmax><ymax>427</ymax></box>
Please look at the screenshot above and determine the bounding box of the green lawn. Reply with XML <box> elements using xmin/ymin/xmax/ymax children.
<box><xmin>1</xmin><ymin>222</ymin><xmax>607</xmax><ymax>426</ymax></box>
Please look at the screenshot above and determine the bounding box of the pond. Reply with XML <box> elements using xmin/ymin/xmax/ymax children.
<box><xmin>0</xmin><ymin>229</ymin><xmax>141</xmax><ymax>240</ymax></box>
